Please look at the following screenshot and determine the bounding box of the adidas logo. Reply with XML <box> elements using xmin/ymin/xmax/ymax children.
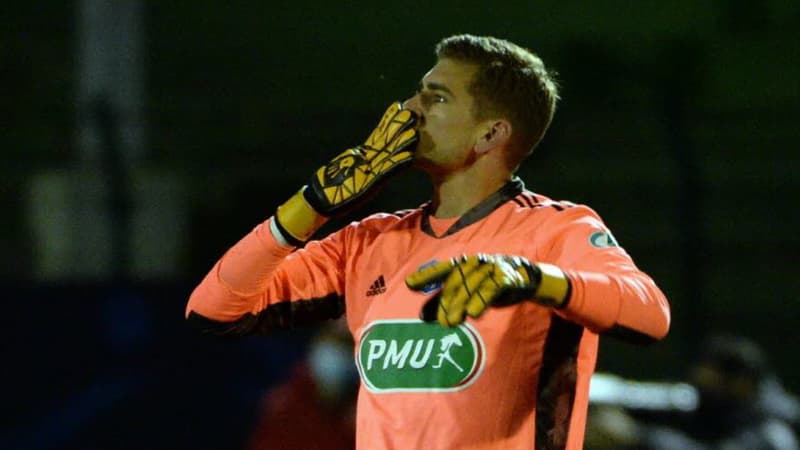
<box><xmin>366</xmin><ymin>275</ymin><xmax>387</xmax><ymax>296</ymax></box>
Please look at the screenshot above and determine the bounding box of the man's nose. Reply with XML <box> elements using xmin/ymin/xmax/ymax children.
<box><xmin>402</xmin><ymin>95</ymin><xmax>420</xmax><ymax>116</ymax></box>
<box><xmin>402</xmin><ymin>96</ymin><xmax>423</xmax><ymax>123</ymax></box>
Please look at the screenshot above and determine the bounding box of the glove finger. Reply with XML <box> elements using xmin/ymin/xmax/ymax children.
<box><xmin>372</xmin><ymin>150</ymin><xmax>414</xmax><ymax>177</ymax></box>
<box><xmin>406</xmin><ymin>260</ymin><xmax>455</xmax><ymax>290</ymax></box>
<box><xmin>385</xmin><ymin>128</ymin><xmax>419</xmax><ymax>154</ymax></box>
<box><xmin>450</xmin><ymin>263</ymin><xmax>495</xmax><ymax>321</ymax></box>
<box><xmin>445</xmin><ymin>261</ymin><xmax>491</xmax><ymax>311</ymax></box>
<box><xmin>465</xmin><ymin>272</ymin><xmax>506</xmax><ymax>318</ymax></box>
<box><xmin>364</xmin><ymin>102</ymin><xmax>405</xmax><ymax>148</ymax></box>
<box><xmin>438</xmin><ymin>257</ymin><xmax>481</xmax><ymax>327</ymax></box>
<box><xmin>367</xmin><ymin>118</ymin><xmax>418</xmax><ymax>168</ymax></box>
<box><xmin>440</xmin><ymin>256</ymin><xmax>478</xmax><ymax>299</ymax></box>
<box><xmin>363</xmin><ymin>103</ymin><xmax>398</xmax><ymax>148</ymax></box>
<box><xmin>332</xmin><ymin>147</ymin><xmax>412</xmax><ymax>202</ymax></box>
<box><xmin>375</xmin><ymin>108</ymin><xmax>416</xmax><ymax>149</ymax></box>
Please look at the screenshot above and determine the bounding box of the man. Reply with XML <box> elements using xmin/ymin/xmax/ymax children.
<box><xmin>653</xmin><ymin>334</ymin><xmax>798</xmax><ymax>450</ymax></box>
<box><xmin>186</xmin><ymin>34</ymin><xmax>671</xmax><ymax>449</ymax></box>
<box><xmin>585</xmin><ymin>335</ymin><xmax>799</xmax><ymax>450</ymax></box>
<box><xmin>246</xmin><ymin>319</ymin><xmax>358</xmax><ymax>450</ymax></box>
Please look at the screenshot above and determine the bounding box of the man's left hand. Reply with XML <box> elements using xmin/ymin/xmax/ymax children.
<box><xmin>405</xmin><ymin>254</ymin><xmax>570</xmax><ymax>327</ymax></box>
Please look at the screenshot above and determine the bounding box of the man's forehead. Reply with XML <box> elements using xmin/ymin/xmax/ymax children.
<box><xmin>421</xmin><ymin>59</ymin><xmax>476</xmax><ymax>91</ymax></box>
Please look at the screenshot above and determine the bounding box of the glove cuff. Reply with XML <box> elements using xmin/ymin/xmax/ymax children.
<box><xmin>274</xmin><ymin>188</ymin><xmax>328</xmax><ymax>245</ymax></box>
<box><xmin>521</xmin><ymin>262</ymin><xmax>571</xmax><ymax>308</ymax></box>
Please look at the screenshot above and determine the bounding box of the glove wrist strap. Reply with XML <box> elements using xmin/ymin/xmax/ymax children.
<box><xmin>302</xmin><ymin>181</ymin><xmax>332</xmax><ymax>216</ymax></box>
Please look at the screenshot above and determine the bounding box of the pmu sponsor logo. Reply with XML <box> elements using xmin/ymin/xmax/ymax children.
<box><xmin>356</xmin><ymin>319</ymin><xmax>486</xmax><ymax>393</ymax></box>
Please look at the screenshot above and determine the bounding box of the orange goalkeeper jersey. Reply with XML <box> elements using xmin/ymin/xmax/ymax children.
<box><xmin>187</xmin><ymin>179</ymin><xmax>670</xmax><ymax>450</ymax></box>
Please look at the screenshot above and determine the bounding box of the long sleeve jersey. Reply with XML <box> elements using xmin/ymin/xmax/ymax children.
<box><xmin>186</xmin><ymin>179</ymin><xmax>671</xmax><ymax>450</ymax></box>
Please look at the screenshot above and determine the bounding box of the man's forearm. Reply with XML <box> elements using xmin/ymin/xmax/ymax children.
<box><xmin>186</xmin><ymin>217</ymin><xmax>294</xmax><ymax>321</ymax></box>
<box><xmin>560</xmin><ymin>269</ymin><xmax>671</xmax><ymax>343</ymax></box>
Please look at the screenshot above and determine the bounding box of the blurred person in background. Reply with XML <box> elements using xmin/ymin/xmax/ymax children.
<box><xmin>246</xmin><ymin>319</ymin><xmax>358</xmax><ymax>450</ymax></box>
<box><xmin>585</xmin><ymin>334</ymin><xmax>799</xmax><ymax>450</ymax></box>
<box><xmin>186</xmin><ymin>34</ymin><xmax>670</xmax><ymax>449</ymax></box>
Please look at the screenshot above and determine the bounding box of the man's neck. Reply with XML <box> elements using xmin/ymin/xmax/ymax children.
<box><xmin>429</xmin><ymin>165</ymin><xmax>512</xmax><ymax>218</ymax></box>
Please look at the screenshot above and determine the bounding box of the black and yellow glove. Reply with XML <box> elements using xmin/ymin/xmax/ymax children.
<box><xmin>273</xmin><ymin>102</ymin><xmax>418</xmax><ymax>245</ymax></box>
<box><xmin>405</xmin><ymin>254</ymin><xmax>571</xmax><ymax>327</ymax></box>
<box><xmin>304</xmin><ymin>102</ymin><xmax>418</xmax><ymax>215</ymax></box>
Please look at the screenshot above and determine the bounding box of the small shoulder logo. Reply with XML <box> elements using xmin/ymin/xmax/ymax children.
<box><xmin>366</xmin><ymin>275</ymin><xmax>387</xmax><ymax>296</ymax></box>
<box><xmin>589</xmin><ymin>231</ymin><xmax>619</xmax><ymax>248</ymax></box>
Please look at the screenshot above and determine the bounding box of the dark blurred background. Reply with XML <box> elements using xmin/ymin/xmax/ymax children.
<box><xmin>2</xmin><ymin>1</ymin><xmax>798</xmax><ymax>449</ymax></box>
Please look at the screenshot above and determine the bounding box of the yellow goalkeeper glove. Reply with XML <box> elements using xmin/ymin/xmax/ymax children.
<box><xmin>405</xmin><ymin>254</ymin><xmax>571</xmax><ymax>327</ymax></box>
<box><xmin>273</xmin><ymin>102</ymin><xmax>418</xmax><ymax>245</ymax></box>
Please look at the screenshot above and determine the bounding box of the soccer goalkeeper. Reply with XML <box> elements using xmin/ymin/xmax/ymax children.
<box><xmin>186</xmin><ymin>34</ymin><xmax>671</xmax><ymax>450</ymax></box>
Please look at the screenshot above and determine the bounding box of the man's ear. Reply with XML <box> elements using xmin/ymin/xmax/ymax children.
<box><xmin>474</xmin><ymin>119</ymin><xmax>512</xmax><ymax>154</ymax></box>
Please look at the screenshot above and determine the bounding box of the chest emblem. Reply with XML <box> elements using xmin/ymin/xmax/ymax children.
<box><xmin>356</xmin><ymin>319</ymin><xmax>485</xmax><ymax>393</ymax></box>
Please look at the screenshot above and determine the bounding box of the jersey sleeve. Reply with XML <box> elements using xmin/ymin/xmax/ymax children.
<box><xmin>535</xmin><ymin>205</ymin><xmax>671</xmax><ymax>343</ymax></box>
<box><xmin>185</xmin><ymin>217</ymin><xmax>348</xmax><ymax>336</ymax></box>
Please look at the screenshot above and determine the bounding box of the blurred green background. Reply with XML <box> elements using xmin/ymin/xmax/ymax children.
<box><xmin>3</xmin><ymin>1</ymin><xmax>799</xmax><ymax>448</ymax></box>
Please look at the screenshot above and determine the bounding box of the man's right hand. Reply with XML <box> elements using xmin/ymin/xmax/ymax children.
<box><xmin>273</xmin><ymin>102</ymin><xmax>418</xmax><ymax>246</ymax></box>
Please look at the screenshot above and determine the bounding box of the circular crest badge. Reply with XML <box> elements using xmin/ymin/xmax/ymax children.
<box><xmin>589</xmin><ymin>231</ymin><xmax>619</xmax><ymax>248</ymax></box>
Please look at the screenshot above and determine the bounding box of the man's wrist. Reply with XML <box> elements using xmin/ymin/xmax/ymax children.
<box><xmin>525</xmin><ymin>262</ymin><xmax>571</xmax><ymax>308</ymax></box>
<box><xmin>274</xmin><ymin>188</ymin><xmax>329</xmax><ymax>245</ymax></box>
<box><xmin>269</xmin><ymin>217</ymin><xmax>294</xmax><ymax>248</ymax></box>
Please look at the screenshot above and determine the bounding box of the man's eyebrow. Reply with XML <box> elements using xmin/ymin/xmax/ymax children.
<box><xmin>419</xmin><ymin>81</ymin><xmax>456</xmax><ymax>98</ymax></box>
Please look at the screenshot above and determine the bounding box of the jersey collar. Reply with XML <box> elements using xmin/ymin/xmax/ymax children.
<box><xmin>421</xmin><ymin>177</ymin><xmax>524</xmax><ymax>238</ymax></box>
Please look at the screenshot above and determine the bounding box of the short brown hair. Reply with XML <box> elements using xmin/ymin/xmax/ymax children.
<box><xmin>435</xmin><ymin>34</ymin><xmax>559</xmax><ymax>168</ymax></box>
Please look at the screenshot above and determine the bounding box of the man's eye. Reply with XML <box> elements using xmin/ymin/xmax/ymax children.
<box><xmin>419</xmin><ymin>92</ymin><xmax>446</xmax><ymax>108</ymax></box>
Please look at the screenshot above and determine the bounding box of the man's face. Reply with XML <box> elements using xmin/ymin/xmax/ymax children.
<box><xmin>403</xmin><ymin>58</ymin><xmax>483</xmax><ymax>174</ymax></box>
<box><xmin>689</xmin><ymin>362</ymin><xmax>756</xmax><ymax>412</ymax></box>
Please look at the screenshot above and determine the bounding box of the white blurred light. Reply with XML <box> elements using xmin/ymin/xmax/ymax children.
<box><xmin>590</xmin><ymin>373</ymin><xmax>698</xmax><ymax>412</ymax></box>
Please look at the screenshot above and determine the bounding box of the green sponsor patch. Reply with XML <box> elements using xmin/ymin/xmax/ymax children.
<box><xmin>589</xmin><ymin>231</ymin><xmax>618</xmax><ymax>248</ymax></box>
<box><xmin>357</xmin><ymin>320</ymin><xmax>485</xmax><ymax>393</ymax></box>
